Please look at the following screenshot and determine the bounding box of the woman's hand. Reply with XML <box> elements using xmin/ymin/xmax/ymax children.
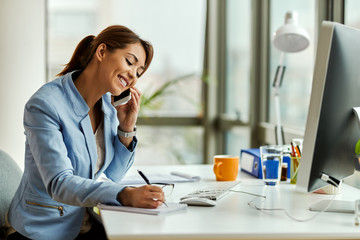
<box><xmin>117</xmin><ymin>185</ymin><xmax>165</xmax><ymax>208</ymax></box>
<box><xmin>114</xmin><ymin>87</ymin><xmax>141</xmax><ymax>147</ymax></box>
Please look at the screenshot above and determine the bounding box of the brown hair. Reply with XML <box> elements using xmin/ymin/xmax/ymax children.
<box><xmin>57</xmin><ymin>25</ymin><xmax>153</xmax><ymax>77</ymax></box>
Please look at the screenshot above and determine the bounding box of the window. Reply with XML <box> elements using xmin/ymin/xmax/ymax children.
<box><xmin>136</xmin><ymin>126</ymin><xmax>203</xmax><ymax>165</ymax></box>
<box><xmin>47</xmin><ymin>0</ymin><xmax>98</xmax><ymax>81</ymax></box>
<box><xmin>109</xmin><ymin>0</ymin><xmax>206</xmax><ymax>117</ymax></box>
<box><xmin>345</xmin><ymin>0</ymin><xmax>360</xmax><ymax>28</ymax></box>
<box><xmin>110</xmin><ymin>0</ymin><xmax>206</xmax><ymax>165</ymax></box>
<box><xmin>224</xmin><ymin>0</ymin><xmax>252</xmax><ymax>153</ymax></box>
<box><xmin>225</xmin><ymin>0</ymin><xmax>251</xmax><ymax>123</ymax></box>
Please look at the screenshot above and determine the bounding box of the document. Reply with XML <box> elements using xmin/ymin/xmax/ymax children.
<box><xmin>98</xmin><ymin>203</ymin><xmax>187</xmax><ymax>215</ymax></box>
<box><xmin>118</xmin><ymin>171</ymin><xmax>201</xmax><ymax>185</ymax></box>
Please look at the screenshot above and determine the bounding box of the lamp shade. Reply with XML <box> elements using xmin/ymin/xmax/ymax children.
<box><xmin>273</xmin><ymin>11</ymin><xmax>310</xmax><ymax>53</ymax></box>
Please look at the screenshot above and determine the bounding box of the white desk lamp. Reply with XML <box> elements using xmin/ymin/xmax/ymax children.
<box><xmin>272</xmin><ymin>11</ymin><xmax>310</xmax><ymax>145</ymax></box>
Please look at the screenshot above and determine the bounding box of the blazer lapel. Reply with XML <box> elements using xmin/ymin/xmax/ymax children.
<box><xmin>80</xmin><ymin>116</ymin><xmax>97</xmax><ymax>178</ymax></box>
<box><xmin>102</xmin><ymin>113</ymin><xmax>114</xmax><ymax>172</ymax></box>
<box><xmin>63</xmin><ymin>71</ymin><xmax>99</xmax><ymax>178</ymax></box>
<box><xmin>94</xmin><ymin>94</ymin><xmax>115</xmax><ymax>177</ymax></box>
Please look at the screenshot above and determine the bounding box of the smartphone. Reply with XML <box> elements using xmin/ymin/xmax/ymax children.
<box><xmin>113</xmin><ymin>89</ymin><xmax>131</xmax><ymax>107</ymax></box>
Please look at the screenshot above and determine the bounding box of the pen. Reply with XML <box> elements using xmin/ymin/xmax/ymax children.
<box><xmin>290</xmin><ymin>142</ymin><xmax>296</xmax><ymax>157</ymax></box>
<box><xmin>296</xmin><ymin>145</ymin><xmax>302</xmax><ymax>157</ymax></box>
<box><xmin>137</xmin><ymin>170</ymin><xmax>168</xmax><ymax>207</ymax></box>
<box><xmin>295</xmin><ymin>145</ymin><xmax>301</xmax><ymax>157</ymax></box>
<box><xmin>137</xmin><ymin>169</ymin><xmax>151</xmax><ymax>185</ymax></box>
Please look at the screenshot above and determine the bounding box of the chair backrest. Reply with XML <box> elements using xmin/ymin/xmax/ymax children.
<box><xmin>0</xmin><ymin>150</ymin><xmax>22</xmax><ymax>227</ymax></box>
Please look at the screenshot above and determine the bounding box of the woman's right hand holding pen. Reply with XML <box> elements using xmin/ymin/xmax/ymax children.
<box><xmin>117</xmin><ymin>185</ymin><xmax>165</xmax><ymax>209</ymax></box>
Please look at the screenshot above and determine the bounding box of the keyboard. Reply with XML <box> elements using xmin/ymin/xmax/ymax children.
<box><xmin>180</xmin><ymin>181</ymin><xmax>241</xmax><ymax>201</ymax></box>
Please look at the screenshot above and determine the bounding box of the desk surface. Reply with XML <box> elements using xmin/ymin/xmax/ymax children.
<box><xmin>100</xmin><ymin>165</ymin><xmax>360</xmax><ymax>240</ymax></box>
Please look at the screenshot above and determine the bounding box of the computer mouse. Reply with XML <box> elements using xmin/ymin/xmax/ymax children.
<box><xmin>179</xmin><ymin>197</ymin><xmax>216</xmax><ymax>207</ymax></box>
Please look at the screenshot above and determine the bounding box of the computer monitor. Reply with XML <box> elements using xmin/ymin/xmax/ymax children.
<box><xmin>296</xmin><ymin>21</ymin><xmax>360</xmax><ymax>194</ymax></box>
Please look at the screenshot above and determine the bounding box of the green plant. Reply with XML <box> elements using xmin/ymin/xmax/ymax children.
<box><xmin>139</xmin><ymin>73</ymin><xmax>198</xmax><ymax>114</ymax></box>
<box><xmin>355</xmin><ymin>139</ymin><xmax>360</xmax><ymax>155</ymax></box>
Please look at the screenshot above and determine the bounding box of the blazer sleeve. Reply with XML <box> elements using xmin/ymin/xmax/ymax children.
<box><xmin>104</xmin><ymin>136</ymin><xmax>137</xmax><ymax>182</ymax></box>
<box><xmin>24</xmin><ymin>96</ymin><xmax>123</xmax><ymax>206</ymax></box>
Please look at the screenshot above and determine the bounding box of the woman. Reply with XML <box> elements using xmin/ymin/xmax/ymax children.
<box><xmin>8</xmin><ymin>25</ymin><xmax>165</xmax><ymax>240</ymax></box>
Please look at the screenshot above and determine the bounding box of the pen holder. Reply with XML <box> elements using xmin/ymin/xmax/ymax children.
<box><xmin>290</xmin><ymin>156</ymin><xmax>301</xmax><ymax>184</ymax></box>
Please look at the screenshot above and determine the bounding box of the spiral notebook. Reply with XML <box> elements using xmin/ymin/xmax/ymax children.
<box><xmin>98</xmin><ymin>203</ymin><xmax>187</xmax><ymax>215</ymax></box>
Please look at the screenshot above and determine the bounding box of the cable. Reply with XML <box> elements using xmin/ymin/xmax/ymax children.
<box><xmin>230</xmin><ymin>174</ymin><xmax>340</xmax><ymax>222</ymax></box>
<box><xmin>246</xmin><ymin>181</ymin><xmax>339</xmax><ymax>222</ymax></box>
<box><xmin>229</xmin><ymin>190</ymin><xmax>266</xmax><ymax>199</ymax></box>
<box><xmin>320</xmin><ymin>173</ymin><xmax>340</xmax><ymax>187</ymax></box>
<box><xmin>247</xmin><ymin>192</ymin><xmax>338</xmax><ymax>222</ymax></box>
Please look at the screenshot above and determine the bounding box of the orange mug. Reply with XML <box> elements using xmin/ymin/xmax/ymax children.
<box><xmin>213</xmin><ymin>155</ymin><xmax>239</xmax><ymax>181</ymax></box>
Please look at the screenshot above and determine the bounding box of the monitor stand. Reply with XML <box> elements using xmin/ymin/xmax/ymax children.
<box><xmin>310</xmin><ymin>181</ymin><xmax>354</xmax><ymax>213</ymax></box>
<box><xmin>309</xmin><ymin>200</ymin><xmax>354</xmax><ymax>213</ymax></box>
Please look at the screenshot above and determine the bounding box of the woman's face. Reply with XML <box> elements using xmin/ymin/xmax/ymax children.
<box><xmin>99</xmin><ymin>42</ymin><xmax>146</xmax><ymax>96</ymax></box>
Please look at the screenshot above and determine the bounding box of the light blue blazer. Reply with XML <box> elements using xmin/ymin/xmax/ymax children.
<box><xmin>8</xmin><ymin>71</ymin><xmax>136</xmax><ymax>240</ymax></box>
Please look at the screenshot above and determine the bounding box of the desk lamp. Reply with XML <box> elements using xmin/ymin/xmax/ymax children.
<box><xmin>272</xmin><ymin>11</ymin><xmax>310</xmax><ymax>145</ymax></box>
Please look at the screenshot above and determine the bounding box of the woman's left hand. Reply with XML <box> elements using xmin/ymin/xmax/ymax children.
<box><xmin>114</xmin><ymin>87</ymin><xmax>141</xmax><ymax>145</ymax></box>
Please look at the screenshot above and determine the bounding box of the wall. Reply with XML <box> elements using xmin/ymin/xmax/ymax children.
<box><xmin>0</xmin><ymin>0</ymin><xmax>46</xmax><ymax>169</ymax></box>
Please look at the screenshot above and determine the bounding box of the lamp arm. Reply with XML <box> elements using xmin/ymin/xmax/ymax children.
<box><xmin>274</xmin><ymin>94</ymin><xmax>283</xmax><ymax>145</ymax></box>
<box><xmin>272</xmin><ymin>52</ymin><xmax>286</xmax><ymax>89</ymax></box>
<box><xmin>273</xmin><ymin>52</ymin><xmax>286</xmax><ymax>145</ymax></box>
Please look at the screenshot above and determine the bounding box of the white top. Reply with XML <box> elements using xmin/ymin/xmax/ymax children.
<box><xmin>94</xmin><ymin>120</ymin><xmax>105</xmax><ymax>173</ymax></box>
<box><xmin>80</xmin><ymin>120</ymin><xmax>105</xmax><ymax>234</ymax></box>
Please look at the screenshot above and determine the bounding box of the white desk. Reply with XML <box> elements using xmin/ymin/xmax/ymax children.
<box><xmin>100</xmin><ymin>165</ymin><xmax>360</xmax><ymax>240</ymax></box>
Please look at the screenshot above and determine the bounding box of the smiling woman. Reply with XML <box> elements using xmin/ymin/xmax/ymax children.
<box><xmin>6</xmin><ymin>25</ymin><xmax>167</xmax><ymax>240</ymax></box>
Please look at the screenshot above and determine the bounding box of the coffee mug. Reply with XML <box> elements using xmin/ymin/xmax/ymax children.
<box><xmin>213</xmin><ymin>155</ymin><xmax>239</xmax><ymax>181</ymax></box>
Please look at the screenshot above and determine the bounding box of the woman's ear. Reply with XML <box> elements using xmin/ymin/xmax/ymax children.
<box><xmin>95</xmin><ymin>43</ymin><xmax>107</xmax><ymax>62</ymax></box>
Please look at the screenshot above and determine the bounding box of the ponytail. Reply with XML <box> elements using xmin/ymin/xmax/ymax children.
<box><xmin>57</xmin><ymin>35</ymin><xmax>95</xmax><ymax>76</ymax></box>
<box><xmin>57</xmin><ymin>25</ymin><xmax>153</xmax><ymax>77</ymax></box>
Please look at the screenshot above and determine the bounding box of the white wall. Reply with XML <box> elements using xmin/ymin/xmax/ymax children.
<box><xmin>0</xmin><ymin>0</ymin><xmax>46</xmax><ymax>169</ymax></box>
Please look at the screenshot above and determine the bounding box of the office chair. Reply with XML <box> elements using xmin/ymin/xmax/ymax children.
<box><xmin>0</xmin><ymin>150</ymin><xmax>22</xmax><ymax>240</ymax></box>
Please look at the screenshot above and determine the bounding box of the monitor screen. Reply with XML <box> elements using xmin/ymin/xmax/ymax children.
<box><xmin>296</xmin><ymin>21</ymin><xmax>360</xmax><ymax>193</ymax></box>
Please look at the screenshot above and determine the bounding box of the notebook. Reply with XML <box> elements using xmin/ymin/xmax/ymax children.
<box><xmin>98</xmin><ymin>203</ymin><xmax>187</xmax><ymax>215</ymax></box>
